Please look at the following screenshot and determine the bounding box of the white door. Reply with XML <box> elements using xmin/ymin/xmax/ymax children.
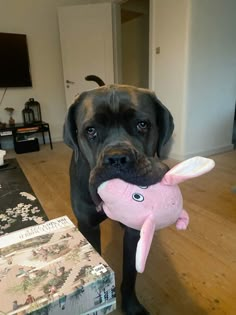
<box><xmin>58</xmin><ymin>3</ymin><xmax>114</xmax><ymax>107</ymax></box>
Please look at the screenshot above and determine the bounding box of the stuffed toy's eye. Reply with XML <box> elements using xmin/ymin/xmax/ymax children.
<box><xmin>132</xmin><ymin>193</ymin><xmax>144</xmax><ymax>202</ymax></box>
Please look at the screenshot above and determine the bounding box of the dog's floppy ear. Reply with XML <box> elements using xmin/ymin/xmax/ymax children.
<box><xmin>150</xmin><ymin>92</ymin><xmax>174</xmax><ymax>157</ymax></box>
<box><xmin>63</xmin><ymin>101</ymin><xmax>80</xmax><ymax>161</ymax></box>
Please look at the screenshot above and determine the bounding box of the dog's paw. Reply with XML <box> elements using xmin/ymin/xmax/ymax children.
<box><xmin>122</xmin><ymin>303</ymin><xmax>150</xmax><ymax>315</ymax></box>
<box><xmin>122</xmin><ymin>295</ymin><xmax>150</xmax><ymax>315</ymax></box>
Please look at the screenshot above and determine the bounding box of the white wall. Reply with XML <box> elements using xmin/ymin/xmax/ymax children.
<box><xmin>0</xmin><ymin>0</ymin><xmax>84</xmax><ymax>147</ymax></box>
<box><xmin>184</xmin><ymin>0</ymin><xmax>236</xmax><ymax>158</ymax></box>
<box><xmin>151</xmin><ymin>0</ymin><xmax>236</xmax><ymax>160</ymax></box>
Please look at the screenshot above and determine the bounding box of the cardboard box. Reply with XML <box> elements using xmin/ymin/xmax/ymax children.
<box><xmin>0</xmin><ymin>216</ymin><xmax>116</xmax><ymax>315</ymax></box>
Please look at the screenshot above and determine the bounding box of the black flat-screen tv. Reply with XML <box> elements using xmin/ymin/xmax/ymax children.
<box><xmin>0</xmin><ymin>32</ymin><xmax>32</xmax><ymax>87</ymax></box>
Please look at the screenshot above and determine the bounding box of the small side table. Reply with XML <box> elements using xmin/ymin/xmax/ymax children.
<box><xmin>0</xmin><ymin>121</ymin><xmax>53</xmax><ymax>150</ymax></box>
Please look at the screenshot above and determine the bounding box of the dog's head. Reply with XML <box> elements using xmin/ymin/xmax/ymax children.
<box><xmin>64</xmin><ymin>85</ymin><xmax>174</xmax><ymax>192</ymax></box>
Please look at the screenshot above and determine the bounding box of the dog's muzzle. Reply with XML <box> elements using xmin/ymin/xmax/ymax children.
<box><xmin>102</xmin><ymin>145</ymin><xmax>137</xmax><ymax>170</ymax></box>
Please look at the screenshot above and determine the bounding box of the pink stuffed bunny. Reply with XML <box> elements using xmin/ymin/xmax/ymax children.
<box><xmin>98</xmin><ymin>156</ymin><xmax>215</xmax><ymax>273</ymax></box>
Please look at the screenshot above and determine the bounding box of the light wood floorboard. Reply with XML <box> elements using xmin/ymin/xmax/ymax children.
<box><xmin>5</xmin><ymin>143</ymin><xmax>236</xmax><ymax>315</ymax></box>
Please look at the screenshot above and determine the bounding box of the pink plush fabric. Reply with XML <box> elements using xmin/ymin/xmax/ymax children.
<box><xmin>98</xmin><ymin>157</ymin><xmax>215</xmax><ymax>273</ymax></box>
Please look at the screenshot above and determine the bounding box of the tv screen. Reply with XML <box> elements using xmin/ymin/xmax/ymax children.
<box><xmin>0</xmin><ymin>32</ymin><xmax>32</xmax><ymax>87</ymax></box>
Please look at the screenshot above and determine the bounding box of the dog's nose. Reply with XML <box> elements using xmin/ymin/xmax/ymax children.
<box><xmin>103</xmin><ymin>154</ymin><xmax>130</xmax><ymax>167</ymax></box>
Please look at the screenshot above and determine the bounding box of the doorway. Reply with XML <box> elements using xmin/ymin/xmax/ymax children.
<box><xmin>120</xmin><ymin>0</ymin><xmax>149</xmax><ymax>88</ymax></box>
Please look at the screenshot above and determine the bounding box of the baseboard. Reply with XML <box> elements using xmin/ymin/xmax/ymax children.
<box><xmin>169</xmin><ymin>144</ymin><xmax>234</xmax><ymax>161</ymax></box>
<box><xmin>51</xmin><ymin>136</ymin><xmax>63</xmax><ymax>143</ymax></box>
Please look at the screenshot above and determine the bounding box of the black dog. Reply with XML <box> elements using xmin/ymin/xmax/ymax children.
<box><xmin>64</xmin><ymin>76</ymin><xmax>174</xmax><ymax>315</ymax></box>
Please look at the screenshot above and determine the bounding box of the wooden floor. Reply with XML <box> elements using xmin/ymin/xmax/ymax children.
<box><xmin>6</xmin><ymin>143</ymin><xmax>236</xmax><ymax>315</ymax></box>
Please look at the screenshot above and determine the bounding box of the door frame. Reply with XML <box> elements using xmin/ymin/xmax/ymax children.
<box><xmin>149</xmin><ymin>0</ymin><xmax>155</xmax><ymax>90</ymax></box>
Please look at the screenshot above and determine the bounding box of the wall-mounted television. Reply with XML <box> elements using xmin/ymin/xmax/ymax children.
<box><xmin>0</xmin><ymin>32</ymin><xmax>32</xmax><ymax>87</ymax></box>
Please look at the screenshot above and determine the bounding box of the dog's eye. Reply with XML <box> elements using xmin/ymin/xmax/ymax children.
<box><xmin>137</xmin><ymin>121</ymin><xmax>149</xmax><ymax>133</ymax></box>
<box><xmin>132</xmin><ymin>193</ymin><xmax>144</xmax><ymax>202</ymax></box>
<box><xmin>86</xmin><ymin>127</ymin><xmax>97</xmax><ymax>139</ymax></box>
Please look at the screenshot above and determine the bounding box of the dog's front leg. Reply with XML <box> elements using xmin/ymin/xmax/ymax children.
<box><xmin>78</xmin><ymin>223</ymin><xmax>102</xmax><ymax>254</ymax></box>
<box><xmin>76</xmin><ymin>206</ymin><xmax>107</xmax><ymax>255</ymax></box>
<box><xmin>121</xmin><ymin>227</ymin><xmax>149</xmax><ymax>315</ymax></box>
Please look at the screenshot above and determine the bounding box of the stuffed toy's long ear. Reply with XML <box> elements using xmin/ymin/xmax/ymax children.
<box><xmin>150</xmin><ymin>93</ymin><xmax>174</xmax><ymax>157</ymax></box>
<box><xmin>162</xmin><ymin>156</ymin><xmax>215</xmax><ymax>185</ymax></box>
<box><xmin>63</xmin><ymin>101</ymin><xmax>80</xmax><ymax>161</ymax></box>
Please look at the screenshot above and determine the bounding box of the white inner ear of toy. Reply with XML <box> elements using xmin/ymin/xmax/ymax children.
<box><xmin>99</xmin><ymin>182</ymin><xmax>108</xmax><ymax>190</ymax></box>
<box><xmin>168</xmin><ymin>156</ymin><xmax>214</xmax><ymax>177</ymax></box>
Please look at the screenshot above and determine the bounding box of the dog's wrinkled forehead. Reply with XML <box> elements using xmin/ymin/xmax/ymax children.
<box><xmin>93</xmin><ymin>85</ymin><xmax>139</xmax><ymax>109</ymax></box>
<box><xmin>78</xmin><ymin>85</ymin><xmax>148</xmax><ymax>120</ymax></box>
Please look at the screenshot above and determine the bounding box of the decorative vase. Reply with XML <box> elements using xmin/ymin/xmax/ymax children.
<box><xmin>9</xmin><ymin>115</ymin><xmax>15</xmax><ymax>125</ymax></box>
<box><xmin>5</xmin><ymin>107</ymin><xmax>15</xmax><ymax>125</ymax></box>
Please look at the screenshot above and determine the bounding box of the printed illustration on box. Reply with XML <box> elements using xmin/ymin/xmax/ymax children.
<box><xmin>0</xmin><ymin>217</ymin><xmax>116</xmax><ymax>315</ymax></box>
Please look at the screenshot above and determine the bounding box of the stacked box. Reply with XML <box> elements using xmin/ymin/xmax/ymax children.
<box><xmin>0</xmin><ymin>216</ymin><xmax>116</xmax><ymax>315</ymax></box>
